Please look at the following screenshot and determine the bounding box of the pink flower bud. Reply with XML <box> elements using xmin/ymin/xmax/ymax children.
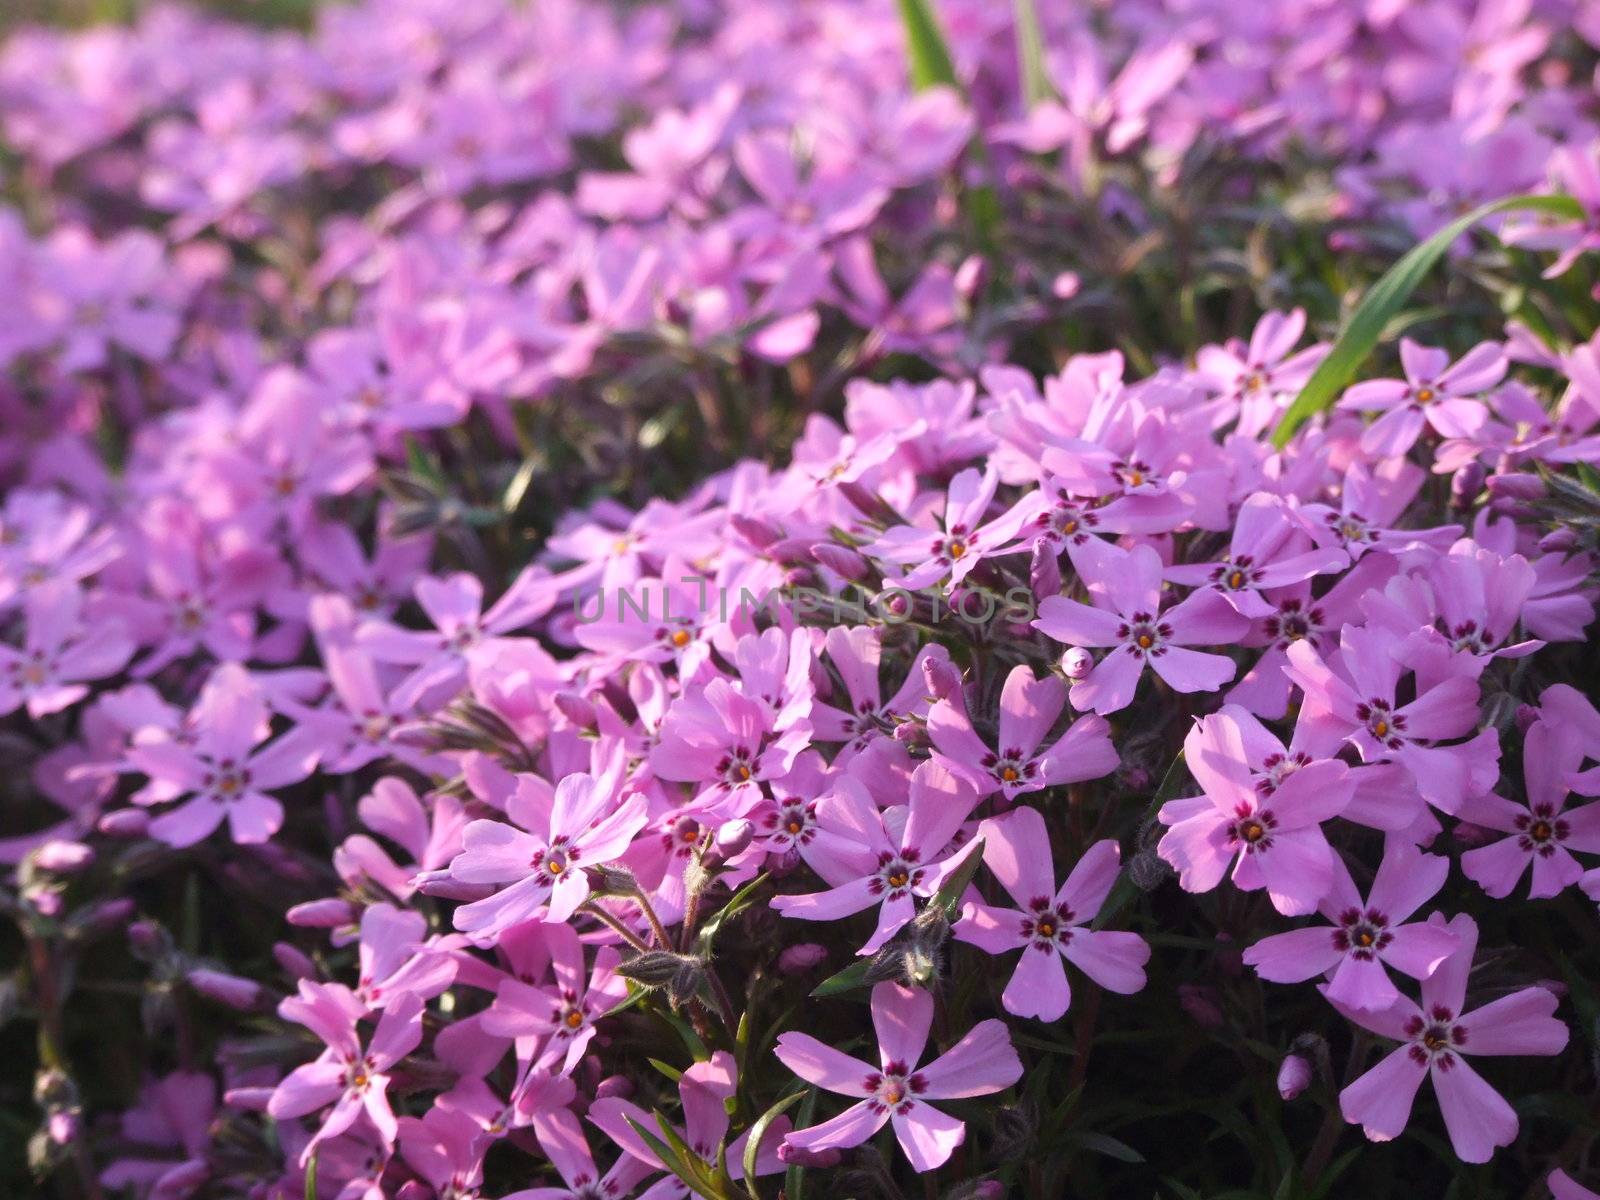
<box><xmin>285</xmin><ymin>898</ymin><xmax>356</xmax><ymax>928</ymax></box>
<box><xmin>1485</xmin><ymin>472</ymin><xmax>1544</xmax><ymax>501</ymax></box>
<box><xmin>730</xmin><ymin>514</ymin><xmax>781</xmax><ymax>550</ymax></box>
<box><xmin>97</xmin><ymin>808</ymin><xmax>150</xmax><ymax>837</ymax></box>
<box><xmin>1277</xmin><ymin>1053</ymin><xmax>1312</xmax><ymax>1100</ymax></box>
<box><xmin>595</xmin><ymin>1075</ymin><xmax>634</xmax><ymax>1100</ymax></box>
<box><xmin>413</xmin><ymin>871</ymin><xmax>496</xmax><ymax>902</ymax></box>
<box><xmin>1539</xmin><ymin>527</ymin><xmax>1579</xmax><ymax>553</ymax></box>
<box><xmin>47</xmin><ymin>1110</ymin><xmax>79</xmax><ymax>1145</ymax></box>
<box><xmin>954</xmin><ymin>254</ymin><xmax>987</xmax><ymax>299</ymax></box>
<box><xmin>778</xmin><ymin>943</ymin><xmax>828</xmax><ymax>974</ymax></box>
<box><xmin>34</xmin><ymin>840</ymin><xmax>94</xmax><ymax>873</ymax></box>
<box><xmin>810</xmin><ymin>542</ymin><xmax>871</xmax><ymax>583</ymax></box>
<box><xmin>187</xmin><ymin>968</ymin><xmax>264</xmax><ymax>1010</ymax></box>
<box><xmin>777</xmin><ymin>1143</ymin><xmax>841</xmax><ymax>1168</ymax></box>
<box><xmin>1178</xmin><ymin>984</ymin><xmax>1224</xmax><ymax>1030</ymax></box>
<box><xmin>1061</xmin><ymin>646</ymin><xmax>1094</xmax><ymax>679</ymax></box>
<box><xmin>272</xmin><ymin>942</ymin><xmax>317</xmax><ymax>980</ymax></box>
<box><xmin>715</xmin><ymin>819</ymin><xmax>754</xmax><ymax>858</ymax></box>
<box><xmin>1051</xmin><ymin>271</ymin><xmax>1081</xmax><ymax>299</ymax></box>
<box><xmin>553</xmin><ymin>692</ymin><xmax>598</xmax><ymax>729</ymax></box>
<box><xmin>223</xmin><ymin>1086</ymin><xmax>275</xmax><ymax>1112</ymax></box>
<box><xmin>922</xmin><ymin>655</ymin><xmax>962</xmax><ymax>701</ymax></box>
<box><xmin>1031</xmin><ymin>542</ymin><xmax>1062</xmax><ymax>601</ymax></box>
<box><xmin>1450</xmin><ymin>462</ymin><xmax>1486</xmax><ymax>508</ymax></box>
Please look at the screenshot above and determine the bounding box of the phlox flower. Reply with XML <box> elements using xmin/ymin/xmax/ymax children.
<box><xmin>268</xmin><ymin>983</ymin><xmax>425</xmax><ymax>1161</ymax></box>
<box><xmin>1033</xmin><ymin>540</ymin><xmax>1250</xmax><ymax>714</ymax></box>
<box><xmin>97</xmin><ymin>1070</ymin><xmax>215</xmax><ymax>1198</ymax></box>
<box><xmin>1158</xmin><ymin>705</ymin><xmax>1354</xmax><ymax>915</ymax></box>
<box><xmin>775</xmin><ymin>981</ymin><xmax>1022</xmax><ymax>1172</ymax></box>
<box><xmin>498</xmin><ymin>1099</ymin><xmax>652</xmax><ymax>1200</ymax></box>
<box><xmin>1459</xmin><ymin>718</ymin><xmax>1600</xmax><ymax>899</ymax></box>
<box><xmin>334</xmin><ymin>777</ymin><xmax>467</xmax><ymax>903</ymax></box>
<box><xmin>1551</xmin><ymin>1170</ymin><xmax>1600</xmax><ymax>1200</ymax></box>
<box><xmin>1301</xmin><ymin>460</ymin><xmax>1461</xmax><ymax>561</ymax></box>
<box><xmin>1339</xmin><ymin>338</ymin><xmax>1505</xmax><ymax>458</ymax></box>
<box><xmin>481</xmin><ymin>922</ymin><xmax>626</xmax><ymax>1073</ymax></box>
<box><xmin>810</xmin><ymin>626</ymin><xmax>948</xmax><ymax>762</ymax></box>
<box><xmin>927</xmin><ymin>663</ymin><xmax>1118</xmax><ymax>800</ymax></box>
<box><xmin>862</xmin><ymin>465</ymin><xmax>1033</xmax><ymax>590</ymax></box>
<box><xmin>770</xmin><ymin>760</ymin><xmax>979</xmax><ymax>955</ymax></box>
<box><xmin>125</xmin><ymin>662</ymin><xmax>316</xmax><ymax>848</ymax></box>
<box><xmin>954</xmin><ymin>807</ymin><xmax>1149</xmax><ymax>1021</ymax></box>
<box><xmin>1165</xmin><ymin>493</ymin><xmax>1346</xmax><ymax>619</ymax></box>
<box><xmin>448</xmin><ymin>771</ymin><xmax>648</xmax><ymax>938</ymax></box>
<box><xmin>1284</xmin><ymin>623</ymin><xmax>1498</xmax><ymax>814</ymax></box>
<box><xmin>0</xmin><ymin>580</ymin><xmax>133</xmax><ymax>718</ymax></box>
<box><xmin>1195</xmin><ymin>308</ymin><xmax>1329</xmax><ymax>437</ymax></box>
<box><xmin>1241</xmin><ymin>839</ymin><xmax>1458</xmax><ymax>1012</ymax></box>
<box><xmin>1334</xmin><ymin>914</ymin><xmax>1567</xmax><ymax>1163</ymax></box>
<box><xmin>349</xmin><ymin>902</ymin><xmax>458</xmax><ymax>1013</ymax></box>
<box><xmin>650</xmin><ymin>674</ymin><xmax>812</xmax><ymax>816</ymax></box>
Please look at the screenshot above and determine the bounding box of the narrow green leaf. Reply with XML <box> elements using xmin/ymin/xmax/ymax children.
<box><xmin>695</xmin><ymin>872</ymin><xmax>770</xmax><ymax>956</ymax></box>
<box><xmin>809</xmin><ymin>958</ymin><xmax>870</xmax><ymax>999</ymax></box>
<box><xmin>784</xmin><ymin>1089</ymin><xmax>816</xmax><ymax>1200</ymax></box>
<box><xmin>647</xmin><ymin>1057</ymin><xmax>684</xmax><ymax>1082</ymax></box>
<box><xmin>1070</xmin><ymin>1130</ymin><xmax>1145</xmax><ymax>1163</ymax></box>
<box><xmin>623</xmin><ymin>1115</ymin><xmax>723</xmax><ymax>1200</ymax></box>
<box><xmin>896</xmin><ymin>0</ymin><xmax>959</xmax><ymax>90</ymax></box>
<box><xmin>742</xmin><ymin>1090</ymin><xmax>807</xmax><ymax>1200</ymax></box>
<box><xmin>1012</xmin><ymin>0</ymin><xmax>1052</xmax><ymax>108</ymax></box>
<box><xmin>1271</xmin><ymin>192</ymin><xmax>1585</xmax><ymax>448</ymax></box>
<box><xmin>304</xmin><ymin>1152</ymin><xmax>319</xmax><ymax>1200</ymax></box>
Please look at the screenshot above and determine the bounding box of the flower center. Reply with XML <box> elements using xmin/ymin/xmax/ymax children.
<box><xmin>864</xmin><ymin>1064</ymin><xmax>926</xmax><ymax>1113</ymax></box>
<box><xmin>1118</xmin><ymin>613</ymin><xmax>1171</xmax><ymax>657</ymax></box>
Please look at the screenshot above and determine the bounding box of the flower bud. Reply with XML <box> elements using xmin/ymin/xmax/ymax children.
<box><xmin>553</xmin><ymin>692</ymin><xmax>598</xmax><ymax>730</ymax></box>
<box><xmin>1539</xmin><ymin>527</ymin><xmax>1579</xmax><ymax>553</ymax></box>
<box><xmin>583</xmin><ymin>863</ymin><xmax>641</xmax><ymax>897</ymax></box>
<box><xmin>223</xmin><ymin>1086</ymin><xmax>275</xmax><ymax>1112</ymax></box>
<box><xmin>1061</xmin><ymin>646</ymin><xmax>1094</xmax><ymax>679</ymax></box>
<box><xmin>778</xmin><ymin>943</ymin><xmax>827</xmax><ymax>974</ymax></box>
<box><xmin>1031</xmin><ymin>542</ymin><xmax>1062</xmax><ymax>602</ymax></box>
<box><xmin>810</xmin><ymin>542</ymin><xmax>871</xmax><ymax>583</ymax></box>
<box><xmin>1485</xmin><ymin>472</ymin><xmax>1544</xmax><ymax>501</ymax></box>
<box><xmin>97</xmin><ymin>808</ymin><xmax>150</xmax><ymax>837</ymax></box>
<box><xmin>187</xmin><ymin>968</ymin><xmax>264</xmax><ymax>1010</ymax></box>
<box><xmin>777</xmin><ymin>1143</ymin><xmax>841</xmax><ymax>1168</ymax></box>
<box><xmin>954</xmin><ymin>254</ymin><xmax>987</xmax><ymax>299</ymax></box>
<box><xmin>272</xmin><ymin>942</ymin><xmax>317</xmax><ymax>980</ymax></box>
<box><xmin>730</xmin><ymin>514</ymin><xmax>781</xmax><ymax>550</ymax></box>
<box><xmin>714</xmin><ymin>819</ymin><xmax>754</xmax><ymax>858</ymax></box>
<box><xmin>594</xmin><ymin>1075</ymin><xmax>634</xmax><ymax>1101</ymax></box>
<box><xmin>1515</xmin><ymin>703</ymin><xmax>1540</xmax><ymax>734</ymax></box>
<box><xmin>1178</xmin><ymin>983</ymin><xmax>1224</xmax><ymax>1030</ymax></box>
<box><xmin>922</xmin><ymin>655</ymin><xmax>962</xmax><ymax>702</ymax></box>
<box><xmin>413</xmin><ymin>871</ymin><xmax>495</xmax><ymax>902</ymax></box>
<box><xmin>285</xmin><ymin>898</ymin><xmax>357</xmax><ymax>928</ymax></box>
<box><xmin>1450</xmin><ymin>462</ymin><xmax>1486</xmax><ymax>508</ymax></box>
<box><xmin>47</xmin><ymin>1110</ymin><xmax>79</xmax><ymax>1145</ymax></box>
<box><xmin>1277</xmin><ymin>1053</ymin><xmax>1312</xmax><ymax>1100</ymax></box>
<box><xmin>33</xmin><ymin>841</ymin><xmax>94</xmax><ymax>873</ymax></box>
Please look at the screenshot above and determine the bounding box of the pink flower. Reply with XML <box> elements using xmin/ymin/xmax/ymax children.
<box><xmin>770</xmin><ymin>760</ymin><xmax>980</xmax><ymax>955</ymax></box>
<box><xmin>1460</xmin><ymin>717</ymin><xmax>1600</xmax><ymax>898</ymax></box>
<box><xmin>1551</xmin><ymin>1170</ymin><xmax>1600</xmax><ymax>1200</ymax></box>
<box><xmin>448</xmin><ymin>771</ymin><xmax>648</xmax><ymax>938</ymax></box>
<box><xmin>1242</xmin><ymin>839</ymin><xmax>1459</xmax><ymax>1011</ymax></box>
<box><xmin>0</xmin><ymin>581</ymin><xmax>132</xmax><ymax>718</ymax></box>
<box><xmin>810</xmin><ymin>626</ymin><xmax>948</xmax><ymax>762</ymax></box>
<box><xmin>862</xmin><ymin>466</ymin><xmax>1033</xmax><ymax>590</ymax></box>
<box><xmin>927</xmin><ymin>663</ymin><xmax>1118</xmax><ymax>800</ymax></box>
<box><xmin>1339</xmin><ymin>338</ymin><xmax>1506</xmax><ymax>458</ymax></box>
<box><xmin>481</xmin><ymin>922</ymin><xmax>626</xmax><ymax>1073</ymax></box>
<box><xmin>1165</xmin><ymin>493</ymin><xmax>1346</xmax><ymax>619</ymax></box>
<box><xmin>1033</xmin><ymin>540</ymin><xmax>1250</xmax><ymax>714</ymax></box>
<box><xmin>954</xmin><ymin>807</ymin><xmax>1149</xmax><ymax>1021</ymax></box>
<box><xmin>1195</xmin><ymin>308</ymin><xmax>1330</xmax><ymax>437</ymax></box>
<box><xmin>125</xmin><ymin>663</ymin><xmax>316</xmax><ymax>848</ymax></box>
<box><xmin>1335</xmin><ymin>914</ymin><xmax>1567</xmax><ymax>1163</ymax></box>
<box><xmin>1157</xmin><ymin>706</ymin><xmax>1354</xmax><ymax>915</ymax></box>
<box><xmin>269</xmin><ymin>983</ymin><xmax>424</xmax><ymax>1161</ymax></box>
<box><xmin>775</xmin><ymin>981</ymin><xmax>1022</xmax><ymax>1172</ymax></box>
<box><xmin>1285</xmin><ymin>624</ymin><xmax>1497</xmax><ymax>814</ymax></box>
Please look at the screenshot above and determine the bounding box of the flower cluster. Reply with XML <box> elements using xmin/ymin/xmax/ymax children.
<box><xmin>4</xmin><ymin>1</ymin><xmax>1600</xmax><ymax>1199</ymax></box>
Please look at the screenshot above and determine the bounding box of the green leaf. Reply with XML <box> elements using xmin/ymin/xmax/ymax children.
<box><xmin>695</xmin><ymin>872</ymin><xmax>771</xmax><ymax>956</ymax></box>
<box><xmin>1070</xmin><ymin>1130</ymin><xmax>1145</xmax><ymax>1163</ymax></box>
<box><xmin>896</xmin><ymin>0</ymin><xmax>958</xmax><ymax>90</ymax></box>
<box><xmin>784</xmin><ymin>1089</ymin><xmax>816</xmax><ymax>1200</ymax></box>
<box><xmin>304</xmin><ymin>1151</ymin><xmax>319</xmax><ymax>1200</ymax></box>
<box><xmin>1271</xmin><ymin>192</ymin><xmax>1585</xmax><ymax>448</ymax></box>
<box><xmin>623</xmin><ymin>1115</ymin><xmax>727</xmax><ymax>1200</ymax></box>
<box><xmin>742</xmin><ymin>1090</ymin><xmax>807</xmax><ymax>1200</ymax></box>
<box><xmin>1012</xmin><ymin>0</ymin><xmax>1052</xmax><ymax>107</ymax></box>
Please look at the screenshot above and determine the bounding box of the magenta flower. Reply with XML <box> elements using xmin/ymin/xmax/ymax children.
<box><xmin>927</xmin><ymin>663</ymin><xmax>1118</xmax><ymax>799</ymax></box>
<box><xmin>775</xmin><ymin>982</ymin><xmax>1022</xmax><ymax>1172</ymax></box>
<box><xmin>499</xmin><ymin>1100</ymin><xmax>651</xmax><ymax>1200</ymax></box>
<box><xmin>770</xmin><ymin>760</ymin><xmax>979</xmax><ymax>955</ymax></box>
<box><xmin>268</xmin><ymin>983</ymin><xmax>424</xmax><ymax>1159</ymax></box>
<box><xmin>810</xmin><ymin>626</ymin><xmax>948</xmax><ymax>762</ymax></box>
<box><xmin>1301</xmin><ymin>461</ymin><xmax>1462</xmax><ymax>560</ymax></box>
<box><xmin>1284</xmin><ymin>624</ymin><xmax>1497</xmax><ymax>814</ymax></box>
<box><xmin>1241</xmin><ymin>839</ymin><xmax>1459</xmax><ymax>1012</ymax></box>
<box><xmin>1033</xmin><ymin>540</ymin><xmax>1250</xmax><ymax>714</ymax></box>
<box><xmin>1460</xmin><ymin>718</ymin><xmax>1600</xmax><ymax>898</ymax></box>
<box><xmin>481</xmin><ymin>922</ymin><xmax>626</xmax><ymax>1073</ymax></box>
<box><xmin>1339</xmin><ymin>338</ymin><xmax>1506</xmax><ymax>458</ymax></box>
<box><xmin>1503</xmin><ymin>142</ymin><xmax>1600</xmax><ymax>277</ymax></box>
<box><xmin>954</xmin><ymin>807</ymin><xmax>1148</xmax><ymax>1021</ymax></box>
<box><xmin>1157</xmin><ymin>706</ymin><xmax>1354</xmax><ymax>915</ymax></box>
<box><xmin>862</xmin><ymin>466</ymin><xmax>1034</xmax><ymax>590</ymax></box>
<box><xmin>125</xmin><ymin>663</ymin><xmax>316</xmax><ymax>848</ymax></box>
<box><xmin>1551</xmin><ymin>1170</ymin><xmax>1600</xmax><ymax>1200</ymax></box>
<box><xmin>650</xmin><ymin>675</ymin><xmax>812</xmax><ymax>816</ymax></box>
<box><xmin>1196</xmin><ymin>308</ymin><xmax>1329</xmax><ymax>437</ymax></box>
<box><xmin>1335</xmin><ymin>914</ymin><xmax>1568</xmax><ymax>1163</ymax></box>
<box><xmin>0</xmin><ymin>581</ymin><xmax>132</xmax><ymax>718</ymax></box>
<box><xmin>448</xmin><ymin>771</ymin><xmax>648</xmax><ymax>938</ymax></box>
<box><xmin>1165</xmin><ymin>493</ymin><xmax>1346</xmax><ymax>619</ymax></box>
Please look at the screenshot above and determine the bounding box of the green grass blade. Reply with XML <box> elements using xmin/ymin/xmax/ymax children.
<box><xmin>1013</xmin><ymin>0</ymin><xmax>1052</xmax><ymax>108</ymax></box>
<box><xmin>1270</xmin><ymin>192</ymin><xmax>1584</xmax><ymax>448</ymax></box>
<box><xmin>741</xmin><ymin>1090</ymin><xmax>806</xmax><ymax>1200</ymax></box>
<box><xmin>896</xmin><ymin>0</ymin><xmax>959</xmax><ymax>90</ymax></box>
